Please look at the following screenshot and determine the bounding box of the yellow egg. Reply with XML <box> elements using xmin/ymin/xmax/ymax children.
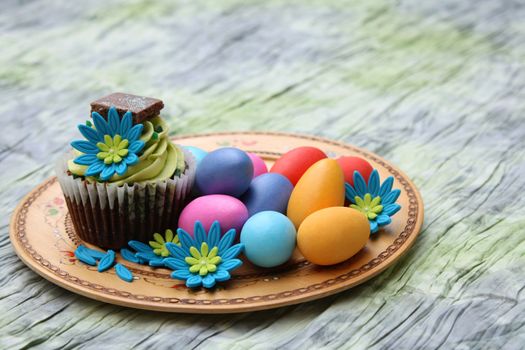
<box><xmin>297</xmin><ymin>207</ymin><xmax>369</xmax><ymax>265</ymax></box>
<box><xmin>287</xmin><ymin>158</ymin><xmax>345</xmax><ymax>228</ymax></box>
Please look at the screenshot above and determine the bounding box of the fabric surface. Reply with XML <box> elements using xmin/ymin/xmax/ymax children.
<box><xmin>1</xmin><ymin>0</ymin><xmax>524</xmax><ymax>349</ymax></box>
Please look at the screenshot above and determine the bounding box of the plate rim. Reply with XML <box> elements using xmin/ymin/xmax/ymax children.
<box><xmin>9</xmin><ymin>131</ymin><xmax>424</xmax><ymax>313</ymax></box>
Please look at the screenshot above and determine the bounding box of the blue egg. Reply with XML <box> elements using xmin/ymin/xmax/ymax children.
<box><xmin>183</xmin><ymin>146</ymin><xmax>208</xmax><ymax>166</ymax></box>
<box><xmin>241</xmin><ymin>173</ymin><xmax>293</xmax><ymax>216</ymax></box>
<box><xmin>241</xmin><ymin>211</ymin><xmax>296</xmax><ymax>267</ymax></box>
<box><xmin>195</xmin><ymin>147</ymin><xmax>254</xmax><ymax>197</ymax></box>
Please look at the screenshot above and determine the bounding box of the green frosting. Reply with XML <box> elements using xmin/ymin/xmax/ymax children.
<box><xmin>68</xmin><ymin>116</ymin><xmax>185</xmax><ymax>185</ymax></box>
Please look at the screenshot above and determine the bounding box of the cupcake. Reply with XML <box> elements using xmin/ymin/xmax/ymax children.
<box><xmin>55</xmin><ymin>93</ymin><xmax>196</xmax><ymax>249</ymax></box>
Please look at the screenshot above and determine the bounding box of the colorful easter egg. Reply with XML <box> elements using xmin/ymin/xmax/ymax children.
<box><xmin>270</xmin><ymin>146</ymin><xmax>327</xmax><ymax>186</ymax></box>
<box><xmin>337</xmin><ymin>156</ymin><xmax>373</xmax><ymax>186</ymax></box>
<box><xmin>195</xmin><ymin>147</ymin><xmax>254</xmax><ymax>197</ymax></box>
<box><xmin>287</xmin><ymin>158</ymin><xmax>345</xmax><ymax>228</ymax></box>
<box><xmin>297</xmin><ymin>207</ymin><xmax>369</xmax><ymax>265</ymax></box>
<box><xmin>178</xmin><ymin>195</ymin><xmax>249</xmax><ymax>236</ymax></box>
<box><xmin>247</xmin><ymin>152</ymin><xmax>268</xmax><ymax>178</ymax></box>
<box><xmin>240</xmin><ymin>211</ymin><xmax>296</xmax><ymax>267</ymax></box>
<box><xmin>240</xmin><ymin>173</ymin><xmax>293</xmax><ymax>216</ymax></box>
<box><xmin>183</xmin><ymin>146</ymin><xmax>208</xmax><ymax>165</ymax></box>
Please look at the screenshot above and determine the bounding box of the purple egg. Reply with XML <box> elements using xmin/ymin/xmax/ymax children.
<box><xmin>195</xmin><ymin>147</ymin><xmax>254</xmax><ymax>197</ymax></box>
<box><xmin>241</xmin><ymin>173</ymin><xmax>293</xmax><ymax>216</ymax></box>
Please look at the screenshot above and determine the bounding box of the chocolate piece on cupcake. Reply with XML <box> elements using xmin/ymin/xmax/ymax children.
<box><xmin>90</xmin><ymin>92</ymin><xmax>164</xmax><ymax>124</ymax></box>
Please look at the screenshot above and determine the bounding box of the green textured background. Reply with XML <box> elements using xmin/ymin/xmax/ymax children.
<box><xmin>2</xmin><ymin>0</ymin><xmax>525</xmax><ymax>349</ymax></box>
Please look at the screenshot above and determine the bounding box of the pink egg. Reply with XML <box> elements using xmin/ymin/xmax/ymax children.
<box><xmin>247</xmin><ymin>153</ymin><xmax>268</xmax><ymax>178</ymax></box>
<box><xmin>178</xmin><ymin>194</ymin><xmax>249</xmax><ymax>237</ymax></box>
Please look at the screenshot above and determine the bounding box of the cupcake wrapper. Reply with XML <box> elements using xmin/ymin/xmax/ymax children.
<box><xmin>55</xmin><ymin>149</ymin><xmax>196</xmax><ymax>249</ymax></box>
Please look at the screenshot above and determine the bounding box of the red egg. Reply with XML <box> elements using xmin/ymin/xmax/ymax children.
<box><xmin>270</xmin><ymin>147</ymin><xmax>327</xmax><ymax>186</ymax></box>
<box><xmin>336</xmin><ymin>156</ymin><xmax>373</xmax><ymax>186</ymax></box>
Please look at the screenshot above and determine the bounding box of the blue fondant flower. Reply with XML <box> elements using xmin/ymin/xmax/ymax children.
<box><xmin>345</xmin><ymin>169</ymin><xmax>401</xmax><ymax>234</ymax></box>
<box><xmin>71</xmin><ymin>107</ymin><xmax>145</xmax><ymax>180</ymax></box>
<box><xmin>164</xmin><ymin>221</ymin><xmax>244</xmax><ymax>289</ymax></box>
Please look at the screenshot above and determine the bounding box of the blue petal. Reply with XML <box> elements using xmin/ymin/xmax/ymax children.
<box><xmin>164</xmin><ymin>257</ymin><xmax>188</xmax><ymax>270</ymax></box>
<box><xmin>221</xmin><ymin>243</ymin><xmax>244</xmax><ymax>261</ymax></box>
<box><xmin>383</xmin><ymin>189</ymin><xmax>401</xmax><ymax>205</ymax></box>
<box><xmin>120</xmin><ymin>248</ymin><xmax>140</xmax><ymax>264</ymax></box>
<box><xmin>115</xmin><ymin>162</ymin><xmax>128</xmax><ymax>176</ymax></box>
<box><xmin>71</xmin><ymin>140</ymin><xmax>99</xmax><ymax>154</ymax></box>
<box><xmin>128</xmin><ymin>240</ymin><xmax>153</xmax><ymax>253</ymax></box>
<box><xmin>74</xmin><ymin>246</ymin><xmax>97</xmax><ymax>266</ymax></box>
<box><xmin>165</xmin><ymin>242</ymin><xmax>187</xmax><ymax>259</ymax></box>
<box><xmin>207</xmin><ymin>221</ymin><xmax>221</xmax><ymax>248</ymax></box>
<box><xmin>177</xmin><ymin>229</ymin><xmax>195</xmax><ymax>252</ymax></box>
<box><xmin>171</xmin><ymin>269</ymin><xmax>192</xmax><ymax>281</ymax></box>
<box><xmin>368</xmin><ymin>170</ymin><xmax>380</xmax><ymax>197</ymax></box>
<box><xmin>186</xmin><ymin>274</ymin><xmax>203</xmax><ymax>288</ymax></box>
<box><xmin>127</xmin><ymin>124</ymin><xmax>144</xmax><ymax>142</ymax></box>
<box><xmin>100</xmin><ymin>164</ymin><xmax>116</xmax><ymax>180</ymax></box>
<box><xmin>74</xmin><ymin>154</ymin><xmax>98</xmax><ymax>166</ymax></box>
<box><xmin>115</xmin><ymin>264</ymin><xmax>133</xmax><ymax>282</ymax></box>
<box><xmin>376</xmin><ymin>214</ymin><xmax>391</xmax><ymax>226</ymax></box>
<box><xmin>78</xmin><ymin>124</ymin><xmax>103</xmax><ymax>143</ymax></box>
<box><xmin>378</xmin><ymin>177</ymin><xmax>394</xmax><ymax>198</ymax></box>
<box><xmin>220</xmin><ymin>258</ymin><xmax>242</xmax><ymax>272</ymax></box>
<box><xmin>217</xmin><ymin>229</ymin><xmax>236</xmax><ymax>253</ymax></box>
<box><xmin>345</xmin><ymin>183</ymin><xmax>358</xmax><ymax>204</ymax></box>
<box><xmin>119</xmin><ymin>111</ymin><xmax>133</xmax><ymax>138</ymax></box>
<box><xmin>383</xmin><ymin>203</ymin><xmax>401</xmax><ymax>216</ymax></box>
<box><xmin>136</xmin><ymin>251</ymin><xmax>159</xmax><ymax>262</ymax></box>
<box><xmin>92</xmin><ymin>112</ymin><xmax>112</xmax><ymax>136</ymax></box>
<box><xmin>128</xmin><ymin>140</ymin><xmax>145</xmax><ymax>154</ymax></box>
<box><xmin>202</xmin><ymin>274</ymin><xmax>216</xmax><ymax>288</ymax></box>
<box><xmin>353</xmin><ymin>171</ymin><xmax>368</xmax><ymax>197</ymax></box>
<box><xmin>85</xmin><ymin>161</ymin><xmax>104</xmax><ymax>176</ymax></box>
<box><xmin>107</xmin><ymin>107</ymin><xmax>121</xmax><ymax>134</ymax></box>
<box><xmin>149</xmin><ymin>259</ymin><xmax>165</xmax><ymax>267</ymax></box>
<box><xmin>213</xmin><ymin>269</ymin><xmax>230</xmax><ymax>282</ymax></box>
<box><xmin>194</xmin><ymin>221</ymin><xmax>207</xmax><ymax>247</ymax></box>
<box><xmin>370</xmin><ymin>220</ymin><xmax>379</xmax><ymax>234</ymax></box>
<box><xmin>124</xmin><ymin>153</ymin><xmax>139</xmax><ymax>165</ymax></box>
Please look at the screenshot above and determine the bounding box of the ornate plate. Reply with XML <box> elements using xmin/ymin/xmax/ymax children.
<box><xmin>9</xmin><ymin>132</ymin><xmax>424</xmax><ymax>313</ymax></box>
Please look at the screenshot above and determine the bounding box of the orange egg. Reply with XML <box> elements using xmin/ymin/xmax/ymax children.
<box><xmin>286</xmin><ymin>159</ymin><xmax>345</xmax><ymax>228</ymax></box>
<box><xmin>297</xmin><ymin>207</ymin><xmax>369</xmax><ymax>265</ymax></box>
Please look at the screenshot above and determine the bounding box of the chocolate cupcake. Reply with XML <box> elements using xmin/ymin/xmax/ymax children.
<box><xmin>55</xmin><ymin>93</ymin><xmax>196</xmax><ymax>249</ymax></box>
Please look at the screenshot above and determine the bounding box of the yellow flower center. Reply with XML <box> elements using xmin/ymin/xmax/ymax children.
<box><xmin>350</xmin><ymin>193</ymin><xmax>383</xmax><ymax>220</ymax></box>
<box><xmin>96</xmin><ymin>134</ymin><xmax>129</xmax><ymax>164</ymax></box>
<box><xmin>149</xmin><ymin>229</ymin><xmax>180</xmax><ymax>257</ymax></box>
<box><xmin>184</xmin><ymin>242</ymin><xmax>222</xmax><ymax>276</ymax></box>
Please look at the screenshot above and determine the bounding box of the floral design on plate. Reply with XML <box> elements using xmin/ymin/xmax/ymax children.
<box><xmin>345</xmin><ymin>169</ymin><xmax>401</xmax><ymax>234</ymax></box>
<box><xmin>71</xmin><ymin>106</ymin><xmax>145</xmax><ymax>180</ymax></box>
<box><xmin>164</xmin><ymin>221</ymin><xmax>244</xmax><ymax>289</ymax></box>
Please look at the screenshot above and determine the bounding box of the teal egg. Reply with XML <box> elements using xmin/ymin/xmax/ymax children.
<box><xmin>240</xmin><ymin>211</ymin><xmax>296</xmax><ymax>267</ymax></box>
<box><xmin>183</xmin><ymin>146</ymin><xmax>208</xmax><ymax>165</ymax></box>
